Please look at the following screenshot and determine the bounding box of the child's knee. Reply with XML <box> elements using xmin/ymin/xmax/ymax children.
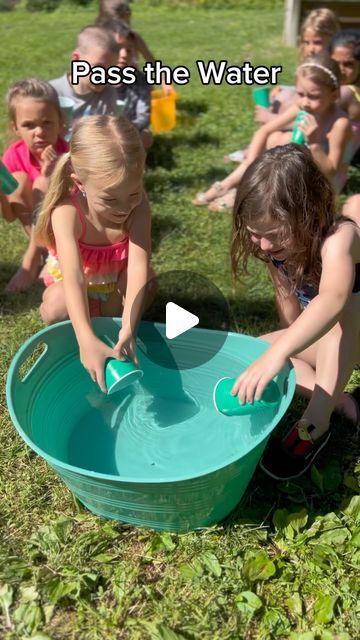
<box><xmin>40</xmin><ymin>287</ymin><xmax>68</xmax><ymax>325</ymax></box>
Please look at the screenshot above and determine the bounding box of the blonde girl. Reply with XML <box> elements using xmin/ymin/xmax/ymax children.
<box><xmin>1</xmin><ymin>79</ymin><xmax>67</xmax><ymax>292</ymax></box>
<box><xmin>195</xmin><ymin>54</ymin><xmax>352</xmax><ymax>211</ymax></box>
<box><xmin>36</xmin><ymin>115</ymin><xmax>154</xmax><ymax>393</ymax></box>
<box><xmin>231</xmin><ymin>144</ymin><xmax>360</xmax><ymax>480</ymax></box>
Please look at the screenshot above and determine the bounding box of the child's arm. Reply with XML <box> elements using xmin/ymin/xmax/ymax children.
<box><xmin>133</xmin><ymin>31</ymin><xmax>156</xmax><ymax>65</ymax></box>
<box><xmin>0</xmin><ymin>192</ymin><xmax>16</xmax><ymax>222</ymax></box>
<box><xmin>302</xmin><ymin>114</ymin><xmax>351</xmax><ymax>178</ymax></box>
<box><xmin>220</xmin><ymin>104</ymin><xmax>299</xmax><ymax>191</ymax></box>
<box><xmin>233</xmin><ymin>224</ymin><xmax>358</xmax><ymax>403</ymax></box>
<box><xmin>51</xmin><ymin>204</ymin><xmax>114</xmax><ymax>391</ymax></box>
<box><xmin>114</xmin><ymin>192</ymin><xmax>152</xmax><ymax>363</ymax></box>
<box><xmin>267</xmin><ymin>262</ymin><xmax>302</xmax><ymax>328</ymax></box>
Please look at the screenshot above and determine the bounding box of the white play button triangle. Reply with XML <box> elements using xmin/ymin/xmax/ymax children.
<box><xmin>165</xmin><ymin>302</ymin><xmax>199</xmax><ymax>339</ymax></box>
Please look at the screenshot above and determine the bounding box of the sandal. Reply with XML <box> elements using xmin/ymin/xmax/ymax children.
<box><xmin>192</xmin><ymin>181</ymin><xmax>224</xmax><ymax>206</ymax></box>
<box><xmin>208</xmin><ymin>188</ymin><xmax>236</xmax><ymax>212</ymax></box>
<box><xmin>223</xmin><ymin>149</ymin><xmax>246</xmax><ymax>164</ymax></box>
<box><xmin>259</xmin><ymin>418</ymin><xmax>332</xmax><ymax>480</ymax></box>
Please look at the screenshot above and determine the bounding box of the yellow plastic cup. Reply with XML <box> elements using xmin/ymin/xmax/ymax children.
<box><xmin>151</xmin><ymin>87</ymin><xmax>177</xmax><ymax>133</ymax></box>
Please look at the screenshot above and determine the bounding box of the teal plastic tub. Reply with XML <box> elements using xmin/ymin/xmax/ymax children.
<box><xmin>6</xmin><ymin>318</ymin><xmax>296</xmax><ymax>532</ymax></box>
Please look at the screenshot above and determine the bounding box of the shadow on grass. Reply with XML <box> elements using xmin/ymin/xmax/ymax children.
<box><xmin>147</xmin><ymin>130</ymin><xmax>220</xmax><ymax>171</ymax></box>
<box><xmin>224</xmin><ymin>411</ymin><xmax>359</xmax><ymax>530</ymax></box>
<box><xmin>0</xmin><ymin>263</ymin><xmax>43</xmax><ymax>316</ymax></box>
<box><xmin>151</xmin><ymin>215</ymin><xmax>185</xmax><ymax>254</ymax></box>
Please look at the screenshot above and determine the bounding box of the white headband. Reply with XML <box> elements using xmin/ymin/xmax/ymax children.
<box><xmin>298</xmin><ymin>63</ymin><xmax>339</xmax><ymax>88</ymax></box>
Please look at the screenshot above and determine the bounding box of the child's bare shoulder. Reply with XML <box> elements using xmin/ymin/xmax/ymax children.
<box><xmin>51</xmin><ymin>199</ymin><xmax>82</xmax><ymax>236</ymax></box>
<box><xmin>322</xmin><ymin>219</ymin><xmax>359</xmax><ymax>256</ymax></box>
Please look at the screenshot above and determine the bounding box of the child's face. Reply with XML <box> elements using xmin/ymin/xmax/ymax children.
<box><xmin>331</xmin><ymin>45</ymin><xmax>360</xmax><ymax>84</ymax></box>
<box><xmin>296</xmin><ymin>75</ymin><xmax>338</xmax><ymax>115</ymax></box>
<box><xmin>246</xmin><ymin>222</ymin><xmax>288</xmax><ymax>260</ymax></box>
<box><xmin>115</xmin><ymin>35</ymin><xmax>134</xmax><ymax>68</ymax></box>
<box><xmin>302</xmin><ymin>29</ymin><xmax>329</xmax><ymax>57</ymax></box>
<box><xmin>13</xmin><ymin>98</ymin><xmax>61</xmax><ymax>158</ymax></box>
<box><xmin>78</xmin><ymin>169</ymin><xmax>143</xmax><ymax>222</ymax></box>
<box><xmin>72</xmin><ymin>47</ymin><xmax>119</xmax><ymax>93</ymax></box>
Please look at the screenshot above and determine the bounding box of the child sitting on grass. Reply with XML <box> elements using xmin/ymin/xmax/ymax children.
<box><xmin>330</xmin><ymin>29</ymin><xmax>360</xmax><ymax>157</ymax></box>
<box><xmin>230</xmin><ymin>144</ymin><xmax>359</xmax><ymax>480</ymax></box>
<box><xmin>194</xmin><ymin>54</ymin><xmax>352</xmax><ymax>211</ymax></box>
<box><xmin>1</xmin><ymin>79</ymin><xmax>68</xmax><ymax>292</ymax></box>
<box><xmin>225</xmin><ymin>8</ymin><xmax>340</xmax><ymax>163</ymax></box>
<box><xmin>50</xmin><ymin>26</ymin><xmax>119</xmax><ymax>120</ymax></box>
<box><xmin>101</xmin><ymin>19</ymin><xmax>153</xmax><ymax>149</ymax></box>
<box><xmin>96</xmin><ymin>0</ymin><xmax>156</xmax><ymax>67</ymax></box>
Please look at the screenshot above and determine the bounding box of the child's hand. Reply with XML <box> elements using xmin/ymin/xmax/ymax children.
<box><xmin>231</xmin><ymin>347</ymin><xmax>288</xmax><ymax>405</ymax></box>
<box><xmin>79</xmin><ymin>335</ymin><xmax>115</xmax><ymax>393</ymax></box>
<box><xmin>298</xmin><ymin>113</ymin><xmax>319</xmax><ymax>144</ymax></box>
<box><xmin>40</xmin><ymin>145</ymin><xmax>58</xmax><ymax>177</ymax></box>
<box><xmin>254</xmin><ymin>105</ymin><xmax>272</xmax><ymax>124</ymax></box>
<box><xmin>114</xmin><ymin>327</ymin><xmax>139</xmax><ymax>366</ymax></box>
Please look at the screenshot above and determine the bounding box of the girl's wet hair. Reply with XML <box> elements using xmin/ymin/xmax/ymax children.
<box><xmin>35</xmin><ymin>115</ymin><xmax>145</xmax><ymax>249</ymax></box>
<box><xmin>6</xmin><ymin>78</ymin><xmax>61</xmax><ymax>123</ymax></box>
<box><xmin>297</xmin><ymin>52</ymin><xmax>341</xmax><ymax>89</ymax></box>
<box><xmin>96</xmin><ymin>0</ymin><xmax>131</xmax><ymax>23</ymax></box>
<box><xmin>231</xmin><ymin>144</ymin><xmax>336</xmax><ymax>291</ymax></box>
<box><xmin>329</xmin><ymin>29</ymin><xmax>360</xmax><ymax>61</ymax></box>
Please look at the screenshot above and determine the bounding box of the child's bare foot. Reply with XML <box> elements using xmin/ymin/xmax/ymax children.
<box><xmin>192</xmin><ymin>181</ymin><xmax>225</xmax><ymax>206</ymax></box>
<box><xmin>208</xmin><ymin>188</ymin><xmax>236</xmax><ymax>212</ymax></box>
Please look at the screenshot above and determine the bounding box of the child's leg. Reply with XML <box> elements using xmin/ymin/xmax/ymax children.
<box><xmin>40</xmin><ymin>281</ymin><xmax>69</xmax><ymax>325</ymax></box>
<box><xmin>266</xmin><ymin>131</ymin><xmax>292</xmax><ymax>149</ymax></box>
<box><xmin>5</xmin><ymin>225</ymin><xmax>44</xmax><ymax>293</ymax></box>
<box><xmin>100</xmin><ymin>267</ymin><xmax>157</xmax><ymax>318</ymax></box>
<box><xmin>261</xmin><ymin>300</ymin><xmax>360</xmax><ymax>434</ymax></box>
<box><xmin>4</xmin><ymin>173</ymin><xmax>43</xmax><ymax>292</ymax></box>
<box><xmin>5</xmin><ymin>172</ymin><xmax>33</xmax><ymax>236</ymax></box>
<box><xmin>342</xmin><ymin>194</ymin><xmax>360</xmax><ymax>226</ymax></box>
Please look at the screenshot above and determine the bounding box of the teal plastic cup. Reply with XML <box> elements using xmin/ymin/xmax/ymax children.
<box><xmin>105</xmin><ymin>357</ymin><xmax>143</xmax><ymax>394</ymax></box>
<box><xmin>252</xmin><ymin>87</ymin><xmax>270</xmax><ymax>108</ymax></box>
<box><xmin>213</xmin><ymin>376</ymin><xmax>280</xmax><ymax>417</ymax></box>
<box><xmin>59</xmin><ymin>96</ymin><xmax>75</xmax><ymax>127</ymax></box>
<box><xmin>116</xmin><ymin>99</ymin><xmax>127</xmax><ymax>115</ymax></box>
<box><xmin>0</xmin><ymin>160</ymin><xmax>18</xmax><ymax>195</ymax></box>
<box><xmin>291</xmin><ymin>111</ymin><xmax>307</xmax><ymax>144</ymax></box>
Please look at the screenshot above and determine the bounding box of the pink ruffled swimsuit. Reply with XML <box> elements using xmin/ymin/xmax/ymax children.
<box><xmin>45</xmin><ymin>194</ymin><xmax>129</xmax><ymax>316</ymax></box>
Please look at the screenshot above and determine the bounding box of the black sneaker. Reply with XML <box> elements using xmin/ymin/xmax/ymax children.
<box><xmin>259</xmin><ymin>419</ymin><xmax>332</xmax><ymax>481</ymax></box>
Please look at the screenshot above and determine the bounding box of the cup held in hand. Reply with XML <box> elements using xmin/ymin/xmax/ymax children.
<box><xmin>291</xmin><ymin>110</ymin><xmax>307</xmax><ymax>144</ymax></box>
<box><xmin>116</xmin><ymin>99</ymin><xmax>128</xmax><ymax>114</ymax></box>
<box><xmin>0</xmin><ymin>160</ymin><xmax>18</xmax><ymax>195</ymax></box>
<box><xmin>252</xmin><ymin>87</ymin><xmax>270</xmax><ymax>108</ymax></box>
<box><xmin>59</xmin><ymin>96</ymin><xmax>75</xmax><ymax>126</ymax></box>
<box><xmin>105</xmin><ymin>357</ymin><xmax>143</xmax><ymax>394</ymax></box>
<box><xmin>213</xmin><ymin>377</ymin><xmax>280</xmax><ymax>416</ymax></box>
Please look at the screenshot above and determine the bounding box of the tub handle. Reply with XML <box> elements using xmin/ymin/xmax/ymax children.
<box><xmin>15</xmin><ymin>339</ymin><xmax>49</xmax><ymax>383</ymax></box>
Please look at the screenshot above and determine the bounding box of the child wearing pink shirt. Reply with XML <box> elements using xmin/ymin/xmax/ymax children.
<box><xmin>1</xmin><ymin>79</ymin><xmax>68</xmax><ymax>292</ymax></box>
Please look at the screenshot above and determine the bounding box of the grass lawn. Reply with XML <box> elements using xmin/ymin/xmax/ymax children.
<box><xmin>0</xmin><ymin>1</ymin><xmax>360</xmax><ymax>638</ymax></box>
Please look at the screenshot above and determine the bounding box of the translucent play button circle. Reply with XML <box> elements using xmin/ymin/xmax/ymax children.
<box><xmin>132</xmin><ymin>270</ymin><xmax>230</xmax><ymax>370</ymax></box>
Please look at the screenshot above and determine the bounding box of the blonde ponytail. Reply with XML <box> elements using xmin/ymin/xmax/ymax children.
<box><xmin>35</xmin><ymin>152</ymin><xmax>73</xmax><ymax>249</ymax></box>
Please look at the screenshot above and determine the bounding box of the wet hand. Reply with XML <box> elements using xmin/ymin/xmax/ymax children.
<box><xmin>113</xmin><ymin>327</ymin><xmax>139</xmax><ymax>366</ymax></box>
<box><xmin>231</xmin><ymin>347</ymin><xmax>288</xmax><ymax>405</ymax></box>
<box><xmin>298</xmin><ymin>113</ymin><xmax>319</xmax><ymax>144</ymax></box>
<box><xmin>79</xmin><ymin>335</ymin><xmax>115</xmax><ymax>393</ymax></box>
